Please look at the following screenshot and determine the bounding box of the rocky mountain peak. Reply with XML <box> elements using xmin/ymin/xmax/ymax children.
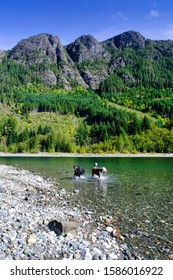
<box><xmin>66</xmin><ymin>34</ymin><xmax>106</xmax><ymax>62</ymax></box>
<box><xmin>8</xmin><ymin>33</ymin><xmax>69</xmax><ymax>66</ymax></box>
<box><xmin>7</xmin><ymin>33</ymin><xmax>87</xmax><ymax>88</ymax></box>
<box><xmin>75</xmin><ymin>34</ymin><xmax>100</xmax><ymax>50</ymax></box>
<box><xmin>104</xmin><ymin>30</ymin><xmax>146</xmax><ymax>49</ymax></box>
<box><xmin>3</xmin><ymin>30</ymin><xmax>173</xmax><ymax>90</ymax></box>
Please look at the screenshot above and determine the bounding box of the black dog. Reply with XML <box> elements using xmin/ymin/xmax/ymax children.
<box><xmin>73</xmin><ymin>165</ymin><xmax>85</xmax><ymax>179</ymax></box>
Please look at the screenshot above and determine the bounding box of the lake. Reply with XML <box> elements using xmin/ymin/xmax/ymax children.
<box><xmin>0</xmin><ymin>156</ymin><xmax>172</xmax><ymax>259</ymax></box>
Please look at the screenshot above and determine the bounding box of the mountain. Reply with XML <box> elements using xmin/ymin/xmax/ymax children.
<box><xmin>8</xmin><ymin>33</ymin><xmax>87</xmax><ymax>89</ymax></box>
<box><xmin>66</xmin><ymin>34</ymin><xmax>109</xmax><ymax>62</ymax></box>
<box><xmin>1</xmin><ymin>30</ymin><xmax>173</xmax><ymax>90</ymax></box>
<box><xmin>1</xmin><ymin>31</ymin><xmax>173</xmax><ymax>154</ymax></box>
<box><xmin>103</xmin><ymin>30</ymin><xmax>146</xmax><ymax>49</ymax></box>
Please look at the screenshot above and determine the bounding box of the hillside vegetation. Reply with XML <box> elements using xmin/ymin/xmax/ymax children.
<box><xmin>0</xmin><ymin>30</ymin><xmax>173</xmax><ymax>153</ymax></box>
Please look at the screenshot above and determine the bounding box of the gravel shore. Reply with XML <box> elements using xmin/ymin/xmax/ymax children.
<box><xmin>0</xmin><ymin>165</ymin><xmax>142</xmax><ymax>260</ymax></box>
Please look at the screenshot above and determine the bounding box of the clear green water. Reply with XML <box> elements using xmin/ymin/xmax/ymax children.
<box><xmin>0</xmin><ymin>156</ymin><xmax>172</xmax><ymax>259</ymax></box>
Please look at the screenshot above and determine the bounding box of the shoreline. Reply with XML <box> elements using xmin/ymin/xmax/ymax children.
<box><xmin>0</xmin><ymin>164</ymin><xmax>141</xmax><ymax>260</ymax></box>
<box><xmin>0</xmin><ymin>152</ymin><xmax>173</xmax><ymax>158</ymax></box>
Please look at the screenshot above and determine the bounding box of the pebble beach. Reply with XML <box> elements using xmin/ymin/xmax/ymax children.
<box><xmin>0</xmin><ymin>164</ymin><xmax>143</xmax><ymax>261</ymax></box>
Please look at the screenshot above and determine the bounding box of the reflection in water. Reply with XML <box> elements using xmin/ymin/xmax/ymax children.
<box><xmin>96</xmin><ymin>177</ymin><xmax>108</xmax><ymax>196</ymax></box>
<box><xmin>72</xmin><ymin>174</ymin><xmax>109</xmax><ymax>196</ymax></box>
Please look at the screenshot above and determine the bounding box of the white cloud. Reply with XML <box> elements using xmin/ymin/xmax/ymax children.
<box><xmin>149</xmin><ymin>9</ymin><xmax>160</xmax><ymax>18</ymax></box>
<box><xmin>147</xmin><ymin>9</ymin><xmax>167</xmax><ymax>19</ymax></box>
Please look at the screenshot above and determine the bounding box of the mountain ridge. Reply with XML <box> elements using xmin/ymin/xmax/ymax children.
<box><xmin>0</xmin><ymin>31</ymin><xmax>173</xmax><ymax>154</ymax></box>
<box><xmin>1</xmin><ymin>30</ymin><xmax>173</xmax><ymax>90</ymax></box>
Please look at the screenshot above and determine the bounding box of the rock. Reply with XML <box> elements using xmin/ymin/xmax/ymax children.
<box><xmin>92</xmin><ymin>253</ymin><xmax>102</xmax><ymax>260</ymax></box>
<box><xmin>104</xmin><ymin>30</ymin><xmax>145</xmax><ymax>50</ymax></box>
<box><xmin>106</xmin><ymin>226</ymin><xmax>114</xmax><ymax>233</ymax></box>
<box><xmin>92</xmin><ymin>247</ymin><xmax>102</xmax><ymax>256</ymax></box>
<box><xmin>9</xmin><ymin>34</ymin><xmax>66</xmax><ymax>66</ymax></box>
<box><xmin>24</xmin><ymin>248</ymin><xmax>32</xmax><ymax>255</ymax></box>
<box><xmin>60</xmin><ymin>220</ymin><xmax>80</xmax><ymax>235</ymax></box>
<box><xmin>105</xmin><ymin>218</ymin><xmax>111</xmax><ymax>225</ymax></box>
<box><xmin>82</xmin><ymin>240</ymin><xmax>90</xmax><ymax>247</ymax></box>
<box><xmin>18</xmin><ymin>239</ymin><xmax>26</xmax><ymax>245</ymax></box>
<box><xmin>168</xmin><ymin>254</ymin><xmax>173</xmax><ymax>260</ymax></box>
<box><xmin>8</xmin><ymin>34</ymin><xmax>86</xmax><ymax>90</ymax></box>
<box><xmin>27</xmin><ymin>235</ymin><xmax>37</xmax><ymax>245</ymax></box>
<box><xmin>37</xmin><ymin>197</ymin><xmax>46</xmax><ymax>203</ymax></box>
<box><xmin>40</xmin><ymin>70</ymin><xmax>57</xmax><ymax>86</ymax></box>
<box><xmin>71</xmin><ymin>241</ymin><xmax>79</xmax><ymax>250</ymax></box>
<box><xmin>159</xmin><ymin>220</ymin><xmax>166</xmax><ymax>223</ymax></box>
<box><xmin>0</xmin><ymin>211</ymin><xmax>7</xmax><ymax>217</ymax></box>
<box><xmin>81</xmin><ymin>70</ymin><xmax>107</xmax><ymax>90</ymax></box>
<box><xmin>66</xmin><ymin>35</ymin><xmax>106</xmax><ymax>62</ymax></box>
<box><xmin>0</xmin><ymin>253</ymin><xmax>6</xmax><ymax>260</ymax></box>
<box><xmin>73</xmin><ymin>250</ymin><xmax>81</xmax><ymax>260</ymax></box>
<box><xmin>10</xmin><ymin>231</ymin><xmax>17</xmax><ymax>241</ymax></box>
<box><xmin>84</xmin><ymin>248</ymin><xmax>92</xmax><ymax>260</ymax></box>
<box><xmin>74</xmin><ymin>189</ymin><xmax>80</xmax><ymax>194</ymax></box>
<box><xmin>111</xmin><ymin>231</ymin><xmax>125</xmax><ymax>241</ymax></box>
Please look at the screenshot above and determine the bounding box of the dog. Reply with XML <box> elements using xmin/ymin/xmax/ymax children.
<box><xmin>92</xmin><ymin>166</ymin><xmax>107</xmax><ymax>178</ymax></box>
<box><xmin>73</xmin><ymin>165</ymin><xmax>85</xmax><ymax>179</ymax></box>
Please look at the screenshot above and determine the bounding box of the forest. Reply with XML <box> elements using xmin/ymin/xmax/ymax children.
<box><xmin>0</xmin><ymin>82</ymin><xmax>173</xmax><ymax>154</ymax></box>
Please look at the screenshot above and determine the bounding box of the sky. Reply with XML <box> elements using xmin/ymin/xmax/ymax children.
<box><xmin>0</xmin><ymin>0</ymin><xmax>173</xmax><ymax>50</ymax></box>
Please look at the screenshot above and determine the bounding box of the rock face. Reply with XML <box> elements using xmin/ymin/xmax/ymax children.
<box><xmin>8</xmin><ymin>33</ymin><xmax>87</xmax><ymax>88</ymax></box>
<box><xmin>65</xmin><ymin>35</ymin><xmax>110</xmax><ymax>89</ymax></box>
<box><xmin>104</xmin><ymin>30</ymin><xmax>146</xmax><ymax>49</ymax></box>
<box><xmin>8</xmin><ymin>33</ymin><xmax>67</xmax><ymax>65</ymax></box>
<box><xmin>66</xmin><ymin>34</ymin><xmax>107</xmax><ymax>62</ymax></box>
<box><xmin>5</xmin><ymin>30</ymin><xmax>173</xmax><ymax>90</ymax></box>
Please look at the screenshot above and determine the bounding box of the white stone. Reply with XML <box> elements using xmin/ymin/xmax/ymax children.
<box><xmin>106</xmin><ymin>226</ymin><xmax>114</xmax><ymax>233</ymax></box>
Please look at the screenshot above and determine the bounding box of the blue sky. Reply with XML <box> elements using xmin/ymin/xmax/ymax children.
<box><xmin>0</xmin><ymin>0</ymin><xmax>173</xmax><ymax>50</ymax></box>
